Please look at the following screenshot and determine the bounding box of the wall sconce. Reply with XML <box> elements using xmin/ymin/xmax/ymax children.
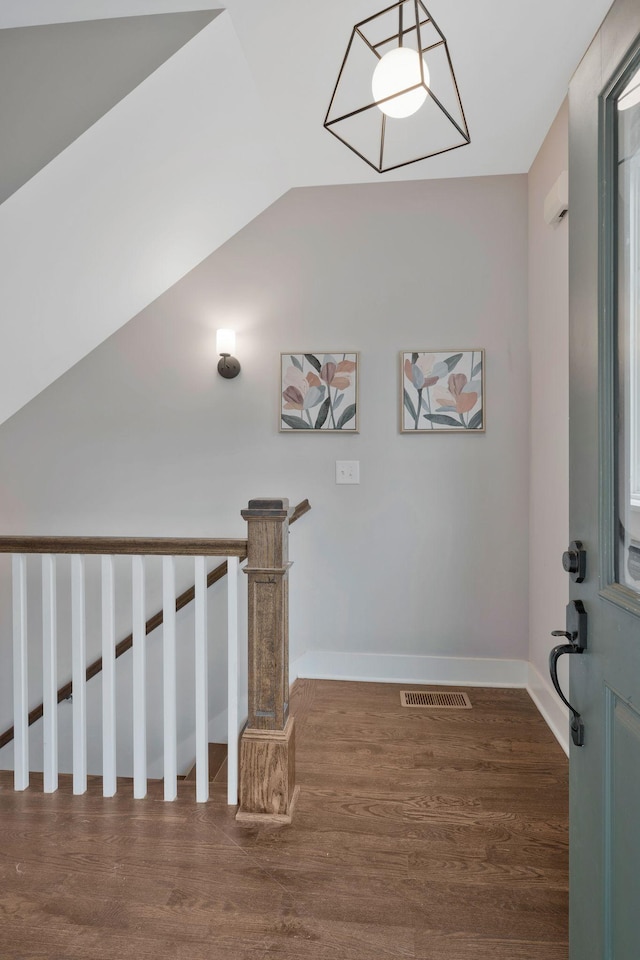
<box><xmin>216</xmin><ymin>329</ymin><xmax>240</xmax><ymax>379</ymax></box>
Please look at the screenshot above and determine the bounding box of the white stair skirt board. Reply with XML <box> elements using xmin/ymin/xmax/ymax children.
<box><xmin>290</xmin><ymin>651</ymin><xmax>570</xmax><ymax>756</ymax></box>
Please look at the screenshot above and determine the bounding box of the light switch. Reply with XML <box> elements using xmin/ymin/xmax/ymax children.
<box><xmin>336</xmin><ymin>460</ymin><xmax>360</xmax><ymax>484</ymax></box>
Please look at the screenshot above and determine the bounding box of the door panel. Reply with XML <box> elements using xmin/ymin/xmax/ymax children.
<box><xmin>606</xmin><ymin>689</ymin><xmax>640</xmax><ymax>958</ymax></box>
<box><xmin>569</xmin><ymin>1</ymin><xmax>640</xmax><ymax>958</ymax></box>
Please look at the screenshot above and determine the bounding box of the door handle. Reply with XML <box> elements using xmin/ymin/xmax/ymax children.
<box><xmin>549</xmin><ymin>599</ymin><xmax>587</xmax><ymax>747</ymax></box>
<box><xmin>549</xmin><ymin>641</ymin><xmax>585</xmax><ymax>746</ymax></box>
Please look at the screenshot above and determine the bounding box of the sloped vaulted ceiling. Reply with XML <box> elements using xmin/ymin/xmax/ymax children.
<box><xmin>0</xmin><ymin>10</ymin><xmax>221</xmax><ymax>203</ymax></box>
<box><xmin>0</xmin><ymin>0</ymin><xmax>616</xmax><ymax>425</ymax></box>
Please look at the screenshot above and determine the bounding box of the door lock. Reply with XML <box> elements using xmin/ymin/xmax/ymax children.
<box><xmin>549</xmin><ymin>599</ymin><xmax>587</xmax><ymax>746</ymax></box>
<box><xmin>562</xmin><ymin>540</ymin><xmax>586</xmax><ymax>582</ymax></box>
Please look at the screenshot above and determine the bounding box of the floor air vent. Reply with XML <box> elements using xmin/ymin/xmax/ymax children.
<box><xmin>400</xmin><ymin>690</ymin><xmax>472</xmax><ymax>709</ymax></box>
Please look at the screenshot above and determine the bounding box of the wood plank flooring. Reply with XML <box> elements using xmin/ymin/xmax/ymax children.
<box><xmin>0</xmin><ymin>681</ymin><xmax>568</xmax><ymax>959</ymax></box>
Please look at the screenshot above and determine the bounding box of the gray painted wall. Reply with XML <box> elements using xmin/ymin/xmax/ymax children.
<box><xmin>0</xmin><ymin>175</ymin><xmax>529</xmax><ymax>765</ymax></box>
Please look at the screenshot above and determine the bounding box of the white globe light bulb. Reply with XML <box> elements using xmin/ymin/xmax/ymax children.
<box><xmin>372</xmin><ymin>47</ymin><xmax>429</xmax><ymax>119</ymax></box>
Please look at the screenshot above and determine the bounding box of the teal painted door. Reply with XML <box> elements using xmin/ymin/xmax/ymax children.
<box><xmin>569</xmin><ymin>1</ymin><xmax>640</xmax><ymax>957</ymax></box>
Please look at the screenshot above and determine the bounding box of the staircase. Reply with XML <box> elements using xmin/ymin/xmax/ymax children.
<box><xmin>182</xmin><ymin>742</ymin><xmax>228</xmax><ymax>784</ymax></box>
<box><xmin>0</xmin><ymin>497</ymin><xmax>310</xmax><ymax>821</ymax></box>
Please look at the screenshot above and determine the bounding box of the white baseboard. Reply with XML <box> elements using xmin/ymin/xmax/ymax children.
<box><xmin>526</xmin><ymin>661</ymin><xmax>570</xmax><ymax>756</ymax></box>
<box><xmin>290</xmin><ymin>650</ymin><xmax>569</xmax><ymax>756</ymax></box>
<box><xmin>291</xmin><ymin>650</ymin><xmax>528</xmax><ymax>687</ymax></box>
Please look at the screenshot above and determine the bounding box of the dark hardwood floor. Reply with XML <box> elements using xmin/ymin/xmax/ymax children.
<box><xmin>0</xmin><ymin>680</ymin><xmax>568</xmax><ymax>959</ymax></box>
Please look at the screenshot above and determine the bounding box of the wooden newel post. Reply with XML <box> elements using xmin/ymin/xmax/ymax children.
<box><xmin>236</xmin><ymin>498</ymin><xmax>298</xmax><ymax>822</ymax></box>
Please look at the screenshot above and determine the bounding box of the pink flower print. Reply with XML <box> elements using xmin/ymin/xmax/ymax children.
<box><xmin>282</xmin><ymin>366</ymin><xmax>325</xmax><ymax>416</ymax></box>
<box><xmin>434</xmin><ymin>373</ymin><xmax>479</xmax><ymax>425</ymax></box>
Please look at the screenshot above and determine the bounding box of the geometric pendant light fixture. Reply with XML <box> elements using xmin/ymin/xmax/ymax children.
<box><xmin>324</xmin><ymin>0</ymin><xmax>470</xmax><ymax>173</ymax></box>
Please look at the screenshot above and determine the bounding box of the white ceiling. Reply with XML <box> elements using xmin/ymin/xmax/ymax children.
<box><xmin>0</xmin><ymin>0</ymin><xmax>614</xmax><ymax>188</ymax></box>
<box><xmin>223</xmin><ymin>0</ymin><xmax>614</xmax><ymax>185</ymax></box>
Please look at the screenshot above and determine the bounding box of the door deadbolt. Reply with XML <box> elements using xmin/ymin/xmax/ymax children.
<box><xmin>562</xmin><ymin>540</ymin><xmax>586</xmax><ymax>582</ymax></box>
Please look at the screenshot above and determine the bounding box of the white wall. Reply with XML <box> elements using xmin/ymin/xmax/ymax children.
<box><xmin>527</xmin><ymin>99</ymin><xmax>570</xmax><ymax>747</ymax></box>
<box><xmin>0</xmin><ymin>175</ymin><xmax>530</xmax><ymax>772</ymax></box>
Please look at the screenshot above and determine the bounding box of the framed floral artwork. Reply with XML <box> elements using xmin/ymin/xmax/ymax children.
<box><xmin>280</xmin><ymin>353</ymin><xmax>358</xmax><ymax>431</ymax></box>
<box><xmin>401</xmin><ymin>349</ymin><xmax>484</xmax><ymax>432</ymax></box>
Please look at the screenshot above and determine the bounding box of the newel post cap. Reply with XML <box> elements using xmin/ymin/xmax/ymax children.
<box><xmin>242</xmin><ymin>498</ymin><xmax>291</xmax><ymax>519</ymax></box>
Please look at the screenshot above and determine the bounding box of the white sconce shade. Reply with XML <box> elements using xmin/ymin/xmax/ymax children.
<box><xmin>216</xmin><ymin>329</ymin><xmax>236</xmax><ymax>356</ymax></box>
<box><xmin>372</xmin><ymin>47</ymin><xmax>429</xmax><ymax>119</ymax></box>
<box><xmin>216</xmin><ymin>328</ymin><xmax>240</xmax><ymax>379</ymax></box>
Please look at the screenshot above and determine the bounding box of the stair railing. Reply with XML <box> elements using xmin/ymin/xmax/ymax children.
<box><xmin>0</xmin><ymin>498</ymin><xmax>309</xmax><ymax>817</ymax></box>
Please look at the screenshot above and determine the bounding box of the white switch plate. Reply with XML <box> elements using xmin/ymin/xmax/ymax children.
<box><xmin>336</xmin><ymin>460</ymin><xmax>360</xmax><ymax>484</ymax></box>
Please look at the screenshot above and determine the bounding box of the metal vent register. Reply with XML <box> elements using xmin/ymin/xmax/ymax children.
<box><xmin>400</xmin><ymin>690</ymin><xmax>472</xmax><ymax>709</ymax></box>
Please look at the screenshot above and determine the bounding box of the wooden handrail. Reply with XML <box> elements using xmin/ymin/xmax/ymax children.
<box><xmin>0</xmin><ymin>536</ymin><xmax>247</xmax><ymax>556</ymax></box>
<box><xmin>0</xmin><ymin>499</ymin><xmax>311</xmax><ymax>751</ymax></box>
<box><xmin>290</xmin><ymin>498</ymin><xmax>311</xmax><ymax>524</ymax></box>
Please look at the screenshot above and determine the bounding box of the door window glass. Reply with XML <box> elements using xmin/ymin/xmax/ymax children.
<box><xmin>617</xmin><ymin>64</ymin><xmax>640</xmax><ymax>590</ymax></box>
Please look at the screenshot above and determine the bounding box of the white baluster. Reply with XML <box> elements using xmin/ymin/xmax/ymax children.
<box><xmin>12</xmin><ymin>554</ymin><xmax>28</xmax><ymax>791</ymax></box>
<box><xmin>71</xmin><ymin>555</ymin><xmax>87</xmax><ymax>795</ymax></box>
<box><xmin>227</xmin><ymin>556</ymin><xmax>239</xmax><ymax>805</ymax></box>
<box><xmin>101</xmin><ymin>556</ymin><xmax>116</xmax><ymax>797</ymax></box>
<box><xmin>162</xmin><ymin>555</ymin><xmax>177</xmax><ymax>802</ymax></box>
<box><xmin>42</xmin><ymin>554</ymin><xmax>58</xmax><ymax>793</ymax></box>
<box><xmin>132</xmin><ymin>555</ymin><xmax>147</xmax><ymax>799</ymax></box>
<box><xmin>194</xmin><ymin>556</ymin><xmax>208</xmax><ymax>802</ymax></box>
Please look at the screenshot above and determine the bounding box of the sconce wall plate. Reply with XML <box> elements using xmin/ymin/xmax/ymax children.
<box><xmin>218</xmin><ymin>355</ymin><xmax>241</xmax><ymax>379</ymax></box>
<box><xmin>324</xmin><ymin>0</ymin><xmax>470</xmax><ymax>173</ymax></box>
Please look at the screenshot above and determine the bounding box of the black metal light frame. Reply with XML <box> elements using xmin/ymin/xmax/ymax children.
<box><xmin>324</xmin><ymin>0</ymin><xmax>470</xmax><ymax>173</ymax></box>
